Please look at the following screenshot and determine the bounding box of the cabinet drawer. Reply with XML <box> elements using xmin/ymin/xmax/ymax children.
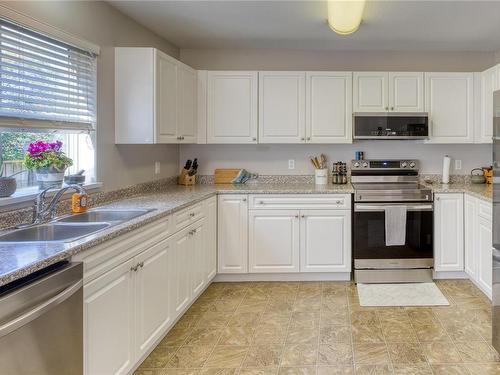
<box><xmin>249</xmin><ymin>194</ymin><xmax>351</xmax><ymax>210</ymax></box>
<box><xmin>173</xmin><ymin>203</ymin><xmax>204</xmax><ymax>231</ymax></box>
<box><xmin>478</xmin><ymin>200</ymin><xmax>492</xmax><ymax>221</ymax></box>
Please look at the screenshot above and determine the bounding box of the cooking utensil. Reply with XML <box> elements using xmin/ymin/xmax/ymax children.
<box><xmin>471</xmin><ymin>168</ymin><xmax>486</xmax><ymax>184</ymax></box>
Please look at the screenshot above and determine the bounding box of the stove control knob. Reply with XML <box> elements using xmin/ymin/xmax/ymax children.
<box><xmin>401</xmin><ymin>161</ymin><xmax>408</xmax><ymax>168</ymax></box>
<box><xmin>353</xmin><ymin>162</ymin><xmax>360</xmax><ymax>168</ymax></box>
<box><xmin>362</xmin><ymin>161</ymin><xmax>369</xmax><ymax>168</ymax></box>
<box><xmin>409</xmin><ymin>161</ymin><xmax>416</xmax><ymax>168</ymax></box>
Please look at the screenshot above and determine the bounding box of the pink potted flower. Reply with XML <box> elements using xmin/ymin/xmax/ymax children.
<box><xmin>24</xmin><ymin>140</ymin><xmax>73</xmax><ymax>189</ymax></box>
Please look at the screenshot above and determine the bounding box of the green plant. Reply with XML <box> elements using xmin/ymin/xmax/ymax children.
<box><xmin>24</xmin><ymin>140</ymin><xmax>73</xmax><ymax>171</ymax></box>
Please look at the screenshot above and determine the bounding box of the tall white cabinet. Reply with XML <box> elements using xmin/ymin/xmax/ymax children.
<box><xmin>206</xmin><ymin>71</ymin><xmax>258</xmax><ymax>143</ymax></box>
<box><xmin>434</xmin><ymin>193</ymin><xmax>464</xmax><ymax>272</ymax></box>
<box><xmin>218</xmin><ymin>195</ymin><xmax>249</xmax><ymax>273</ymax></box>
<box><xmin>425</xmin><ymin>72</ymin><xmax>474</xmax><ymax>143</ymax></box>
<box><xmin>259</xmin><ymin>71</ymin><xmax>306</xmax><ymax>143</ymax></box>
<box><xmin>115</xmin><ymin>48</ymin><xmax>197</xmax><ymax>144</ymax></box>
<box><xmin>479</xmin><ymin>65</ymin><xmax>499</xmax><ymax>143</ymax></box>
<box><xmin>353</xmin><ymin>72</ymin><xmax>424</xmax><ymax>112</ymax></box>
<box><xmin>306</xmin><ymin>72</ymin><xmax>353</xmax><ymax>143</ymax></box>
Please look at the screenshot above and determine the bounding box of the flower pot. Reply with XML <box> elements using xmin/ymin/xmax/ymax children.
<box><xmin>35</xmin><ymin>166</ymin><xmax>66</xmax><ymax>190</ymax></box>
<box><xmin>0</xmin><ymin>177</ymin><xmax>16</xmax><ymax>197</ymax></box>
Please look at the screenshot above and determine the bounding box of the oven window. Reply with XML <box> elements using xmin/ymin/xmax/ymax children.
<box><xmin>354</xmin><ymin>210</ymin><xmax>433</xmax><ymax>259</ymax></box>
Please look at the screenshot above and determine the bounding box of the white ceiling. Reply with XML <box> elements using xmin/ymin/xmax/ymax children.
<box><xmin>109</xmin><ymin>1</ymin><xmax>500</xmax><ymax>52</ymax></box>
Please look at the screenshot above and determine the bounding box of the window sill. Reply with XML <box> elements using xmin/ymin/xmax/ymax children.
<box><xmin>0</xmin><ymin>182</ymin><xmax>103</xmax><ymax>211</ymax></box>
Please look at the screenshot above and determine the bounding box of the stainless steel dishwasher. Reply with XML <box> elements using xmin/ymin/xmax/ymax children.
<box><xmin>0</xmin><ymin>261</ymin><xmax>83</xmax><ymax>375</ymax></box>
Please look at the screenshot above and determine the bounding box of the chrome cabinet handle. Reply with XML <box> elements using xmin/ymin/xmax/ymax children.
<box><xmin>307</xmin><ymin>137</ymin><xmax>311</xmax><ymax>141</ymax></box>
<box><xmin>259</xmin><ymin>201</ymin><xmax>264</xmax><ymax>204</ymax></box>
<box><xmin>391</xmin><ymin>106</ymin><xmax>394</xmax><ymax>111</ymax></box>
<box><xmin>436</xmin><ymin>197</ymin><xmax>440</xmax><ymax>201</ymax></box>
<box><xmin>242</xmin><ymin>198</ymin><xmax>247</xmax><ymax>202</ymax></box>
<box><xmin>190</xmin><ymin>212</ymin><xmax>195</xmax><ymax>217</ymax></box>
<box><xmin>295</xmin><ymin>215</ymin><xmax>299</xmax><ymax>218</ymax></box>
<box><xmin>252</xmin><ymin>138</ymin><xmax>257</xmax><ymax>141</ymax></box>
<box><xmin>131</xmin><ymin>265</ymin><xmax>138</xmax><ymax>272</ymax></box>
<box><xmin>385</xmin><ymin>107</ymin><xmax>388</xmax><ymax>111</ymax></box>
<box><xmin>301</xmin><ymin>214</ymin><xmax>305</xmax><ymax>218</ymax></box>
<box><xmin>336</xmin><ymin>200</ymin><xmax>341</xmax><ymax>204</ymax></box>
<box><xmin>301</xmin><ymin>137</ymin><xmax>305</xmax><ymax>141</ymax></box>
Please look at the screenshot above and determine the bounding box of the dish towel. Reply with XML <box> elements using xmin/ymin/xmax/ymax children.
<box><xmin>385</xmin><ymin>205</ymin><xmax>407</xmax><ymax>246</ymax></box>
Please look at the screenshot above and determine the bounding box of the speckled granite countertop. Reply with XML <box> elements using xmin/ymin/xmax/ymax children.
<box><xmin>0</xmin><ymin>181</ymin><xmax>492</xmax><ymax>287</ymax></box>
<box><xmin>423</xmin><ymin>182</ymin><xmax>492</xmax><ymax>202</ymax></box>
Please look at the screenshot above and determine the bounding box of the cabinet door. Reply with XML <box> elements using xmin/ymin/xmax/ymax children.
<box><xmin>425</xmin><ymin>72</ymin><xmax>474</xmax><ymax>143</ymax></box>
<box><xmin>135</xmin><ymin>238</ymin><xmax>172</xmax><ymax>359</ymax></box>
<box><xmin>218</xmin><ymin>195</ymin><xmax>248</xmax><ymax>273</ymax></box>
<box><xmin>434</xmin><ymin>193</ymin><xmax>464</xmax><ymax>272</ymax></box>
<box><xmin>305</xmin><ymin>72</ymin><xmax>353</xmax><ymax>143</ymax></box>
<box><xmin>205</xmin><ymin>197</ymin><xmax>217</xmax><ymax>282</ymax></box>
<box><xmin>178</xmin><ymin>65</ymin><xmax>197</xmax><ymax>143</ymax></box>
<box><xmin>259</xmin><ymin>71</ymin><xmax>306</xmax><ymax>143</ymax></box>
<box><xmin>191</xmin><ymin>219</ymin><xmax>207</xmax><ymax>297</ymax></box>
<box><xmin>249</xmin><ymin>210</ymin><xmax>300</xmax><ymax>273</ymax></box>
<box><xmin>172</xmin><ymin>227</ymin><xmax>192</xmax><ymax>316</ymax></box>
<box><xmin>353</xmin><ymin>72</ymin><xmax>388</xmax><ymax>112</ymax></box>
<box><xmin>207</xmin><ymin>71</ymin><xmax>258</xmax><ymax>143</ymax></box>
<box><xmin>84</xmin><ymin>259</ymin><xmax>135</xmax><ymax>375</ymax></box>
<box><xmin>300</xmin><ymin>210</ymin><xmax>351</xmax><ymax>273</ymax></box>
<box><xmin>478</xmin><ymin>216</ymin><xmax>493</xmax><ymax>298</ymax></box>
<box><xmin>155</xmin><ymin>51</ymin><xmax>178</xmax><ymax>143</ymax></box>
<box><xmin>464</xmin><ymin>195</ymin><xmax>478</xmax><ymax>278</ymax></box>
<box><xmin>479</xmin><ymin>66</ymin><xmax>497</xmax><ymax>143</ymax></box>
<box><xmin>388</xmin><ymin>72</ymin><xmax>424</xmax><ymax>112</ymax></box>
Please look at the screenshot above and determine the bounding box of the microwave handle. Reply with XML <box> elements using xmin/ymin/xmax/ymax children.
<box><xmin>354</xmin><ymin>204</ymin><xmax>433</xmax><ymax>212</ymax></box>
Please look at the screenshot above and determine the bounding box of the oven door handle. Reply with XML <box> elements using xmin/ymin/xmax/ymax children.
<box><xmin>354</xmin><ymin>203</ymin><xmax>433</xmax><ymax>212</ymax></box>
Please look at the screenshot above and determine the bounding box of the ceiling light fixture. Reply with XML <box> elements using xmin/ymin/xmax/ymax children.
<box><xmin>327</xmin><ymin>0</ymin><xmax>366</xmax><ymax>35</ymax></box>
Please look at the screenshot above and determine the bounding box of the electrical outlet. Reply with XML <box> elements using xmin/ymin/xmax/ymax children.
<box><xmin>454</xmin><ymin>159</ymin><xmax>462</xmax><ymax>170</ymax></box>
<box><xmin>154</xmin><ymin>161</ymin><xmax>161</xmax><ymax>175</ymax></box>
<box><xmin>288</xmin><ymin>159</ymin><xmax>295</xmax><ymax>170</ymax></box>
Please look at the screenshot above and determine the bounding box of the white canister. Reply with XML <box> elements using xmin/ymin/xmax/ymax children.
<box><xmin>315</xmin><ymin>169</ymin><xmax>328</xmax><ymax>185</ymax></box>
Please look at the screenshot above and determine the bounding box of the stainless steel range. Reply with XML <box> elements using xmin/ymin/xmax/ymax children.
<box><xmin>351</xmin><ymin>159</ymin><xmax>434</xmax><ymax>283</ymax></box>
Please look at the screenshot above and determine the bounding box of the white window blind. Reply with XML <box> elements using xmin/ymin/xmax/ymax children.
<box><xmin>0</xmin><ymin>18</ymin><xmax>96</xmax><ymax>132</ymax></box>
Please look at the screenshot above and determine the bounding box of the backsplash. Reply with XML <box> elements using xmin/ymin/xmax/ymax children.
<box><xmin>180</xmin><ymin>142</ymin><xmax>491</xmax><ymax>176</ymax></box>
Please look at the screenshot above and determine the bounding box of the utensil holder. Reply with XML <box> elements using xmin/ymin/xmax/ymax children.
<box><xmin>315</xmin><ymin>169</ymin><xmax>328</xmax><ymax>185</ymax></box>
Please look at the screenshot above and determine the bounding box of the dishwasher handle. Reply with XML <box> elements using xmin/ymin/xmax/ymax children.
<box><xmin>0</xmin><ymin>279</ymin><xmax>82</xmax><ymax>338</ymax></box>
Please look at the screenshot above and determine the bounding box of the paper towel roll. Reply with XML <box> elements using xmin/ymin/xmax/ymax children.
<box><xmin>442</xmin><ymin>155</ymin><xmax>451</xmax><ymax>184</ymax></box>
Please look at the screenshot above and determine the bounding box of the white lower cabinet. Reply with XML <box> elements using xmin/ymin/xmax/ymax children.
<box><xmin>135</xmin><ymin>239</ymin><xmax>173</xmax><ymax>358</ymax></box>
<box><xmin>249</xmin><ymin>210</ymin><xmax>300</xmax><ymax>273</ymax></box>
<box><xmin>434</xmin><ymin>193</ymin><xmax>464</xmax><ymax>272</ymax></box>
<box><xmin>84</xmin><ymin>259</ymin><xmax>135</xmax><ymax>375</ymax></box>
<box><xmin>300</xmin><ymin>210</ymin><xmax>351</xmax><ymax>272</ymax></box>
<box><xmin>218</xmin><ymin>195</ymin><xmax>248</xmax><ymax>273</ymax></box>
<box><xmin>235</xmin><ymin>194</ymin><xmax>352</xmax><ymax>275</ymax></box>
<box><xmin>81</xmin><ymin>197</ymin><xmax>217</xmax><ymax>375</ymax></box>
<box><xmin>464</xmin><ymin>194</ymin><xmax>493</xmax><ymax>298</ymax></box>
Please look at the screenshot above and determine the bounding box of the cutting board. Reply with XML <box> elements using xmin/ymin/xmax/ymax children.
<box><xmin>214</xmin><ymin>169</ymin><xmax>241</xmax><ymax>184</ymax></box>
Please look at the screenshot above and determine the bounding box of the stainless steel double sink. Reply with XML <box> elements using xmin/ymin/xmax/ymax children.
<box><xmin>0</xmin><ymin>209</ymin><xmax>155</xmax><ymax>243</ymax></box>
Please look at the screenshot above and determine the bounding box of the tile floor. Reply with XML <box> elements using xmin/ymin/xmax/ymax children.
<box><xmin>135</xmin><ymin>280</ymin><xmax>498</xmax><ymax>375</ymax></box>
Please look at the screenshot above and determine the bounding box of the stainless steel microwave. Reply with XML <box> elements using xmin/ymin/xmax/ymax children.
<box><xmin>353</xmin><ymin>112</ymin><xmax>429</xmax><ymax>140</ymax></box>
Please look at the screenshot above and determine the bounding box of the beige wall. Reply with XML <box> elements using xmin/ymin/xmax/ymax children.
<box><xmin>0</xmin><ymin>1</ymin><xmax>180</xmax><ymax>192</ymax></box>
<box><xmin>181</xmin><ymin>48</ymin><xmax>494</xmax><ymax>72</ymax></box>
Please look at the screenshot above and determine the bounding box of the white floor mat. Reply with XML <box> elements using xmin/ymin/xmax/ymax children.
<box><xmin>357</xmin><ymin>283</ymin><xmax>450</xmax><ymax>307</ymax></box>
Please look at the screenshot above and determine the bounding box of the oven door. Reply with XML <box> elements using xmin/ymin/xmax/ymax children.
<box><xmin>353</xmin><ymin>202</ymin><xmax>433</xmax><ymax>268</ymax></box>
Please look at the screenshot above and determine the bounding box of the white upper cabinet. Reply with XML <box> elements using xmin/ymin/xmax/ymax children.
<box><xmin>115</xmin><ymin>47</ymin><xmax>197</xmax><ymax>144</ymax></box>
<box><xmin>177</xmin><ymin>65</ymin><xmax>198</xmax><ymax>143</ymax></box>
<box><xmin>434</xmin><ymin>193</ymin><xmax>464</xmax><ymax>272</ymax></box>
<box><xmin>478</xmin><ymin>65</ymin><xmax>499</xmax><ymax>143</ymax></box>
<box><xmin>353</xmin><ymin>72</ymin><xmax>388</xmax><ymax>112</ymax></box>
<box><xmin>425</xmin><ymin>72</ymin><xmax>474</xmax><ymax>143</ymax></box>
<box><xmin>207</xmin><ymin>71</ymin><xmax>258</xmax><ymax>143</ymax></box>
<box><xmin>388</xmin><ymin>72</ymin><xmax>424</xmax><ymax>112</ymax></box>
<box><xmin>354</xmin><ymin>72</ymin><xmax>423</xmax><ymax>113</ymax></box>
<box><xmin>305</xmin><ymin>72</ymin><xmax>353</xmax><ymax>143</ymax></box>
<box><xmin>259</xmin><ymin>71</ymin><xmax>306</xmax><ymax>143</ymax></box>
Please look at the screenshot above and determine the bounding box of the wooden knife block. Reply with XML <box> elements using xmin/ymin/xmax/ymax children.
<box><xmin>178</xmin><ymin>172</ymin><xmax>196</xmax><ymax>186</ymax></box>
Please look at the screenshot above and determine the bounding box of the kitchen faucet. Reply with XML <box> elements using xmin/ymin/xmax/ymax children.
<box><xmin>32</xmin><ymin>184</ymin><xmax>87</xmax><ymax>224</ymax></box>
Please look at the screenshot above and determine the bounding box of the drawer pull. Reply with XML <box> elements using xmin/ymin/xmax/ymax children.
<box><xmin>259</xmin><ymin>201</ymin><xmax>264</xmax><ymax>204</ymax></box>
<box><xmin>301</xmin><ymin>214</ymin><xmax>305</xmax><ymax>218</ymax></box>
<box><xmin>336</xmin><ymin>200</ymin><xmax>341</xmax><ymax>204</ymax></box>
<box><xmin>189</xmin><ymin>212</ymin><xmax>195</xmax><ymax>217</ymax></box>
